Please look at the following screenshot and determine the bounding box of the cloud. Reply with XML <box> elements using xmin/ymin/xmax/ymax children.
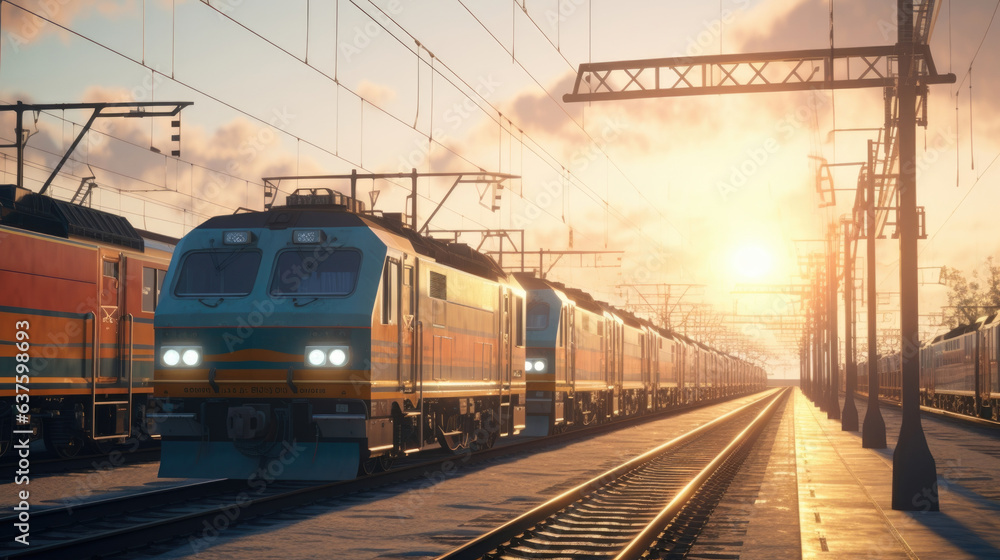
<box><xmin>2</xmin><ymin>0</ymin><xmax>146</xmax><ymax>48</ymax></box>
<box><xmin>7</xmin><ymin>85</ymin><xmax>331</xmax><ymax>235</ymax></box>
<box><xmin>357</xmin><ymin>80</ymin><xmax>398</xmax><ymax>110</ymax></box>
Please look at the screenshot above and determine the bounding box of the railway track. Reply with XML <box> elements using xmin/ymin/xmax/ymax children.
<box><xmin>0</xmin><ymin>392</ymin><xmax>776</xmax><ymax>559</ymax></box>
<box><xmin>0</xmin><ymin>446</ymin><xmax>160</xmax><ymax>478</ymax></box>
<box><xmin>435</xmin><ymin>388</ymin><xmax>790</xmax><ymax>560</ymax></box>
<box><xmin>853</xmin><ymin>391</ymin><xmax>1000</xmax><ymax>430</ymax></box>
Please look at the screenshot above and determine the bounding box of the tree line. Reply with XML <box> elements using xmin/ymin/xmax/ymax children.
<box><xmin>942</xmin><ymin>256</ymin><xmax>1000</xmax><ymax>329</ymax></box>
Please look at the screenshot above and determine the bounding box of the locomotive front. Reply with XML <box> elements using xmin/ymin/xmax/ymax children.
<box><xmin>151</xmin><ymin>206</ymin><xmax>387</xmax><ymax>480</ymax></box>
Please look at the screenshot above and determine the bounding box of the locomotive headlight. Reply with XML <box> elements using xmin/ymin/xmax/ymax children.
<box><xmin>161</xmin><ymin>346</ymin><xmax>202</xmax><ymax>367</ymax></box>
<box><xmin>525</xmin><ymin>360</ymin><xmax>533</xmax><ymax>372</ymax></box>
<box><xmin>182</xmin><ymin>348</ymin><xmax>201</xmax><ymax>366</ymax></box>
<box><xmin>329</xmin><ymin>348</ymin><xmax>349</xmax><ymax>367</ymax></box>
<box><xmin>162</xmin><ymin>349</ymin><xmax>181</xmax><ymax>366</ymax></box>
<box><xmin>304</xmin><ymin>345</ymin><xmax>350</xmax><ymax>367</ymax></box>
<box><xmin>532</xmin><ymin>360</ymin><xmax>546</xmax><ymax>373</ymax></box>
<box><xmin>307</xmin><ymin>348</ymin><xmax>327</xmax><ymax>366</ymax></box>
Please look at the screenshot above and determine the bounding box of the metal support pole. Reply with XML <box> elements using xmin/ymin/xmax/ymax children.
<box><xmin>16</xmin><ymin>103</ymin><xmax>25</xmax><ymax>189</ymax></box>
<box><xmin>842</xmin><ymin>218</ymin><xmax>859</xmax><ymax>430</ymax></box>
<box><xmin>350</xmin><ymin>168</ymin><xmax>357</xmax><ymax>209</ymax></box>
<box><xmin>816</xmin><ymin>281</ymin><xmax>823</xmax><ymax>406</ymax></box>
<box><xmin>802</xmin><ymin>334</ymin><xmax>810</xmax><ymax>398</ymax></box>
<box><xmin>828</xmin><ymin>224</ymin><xmax>840</xmax><ymax>420</ymax></box>
<box><xmin>815</xmin><ymin>274</ymin><xmax>826</xmax><ymax>409</ymax></box>
<box><xmin>410</xmin><ymin>168</ymin><xmax>418</xmax><ymax>230</ymax></box>
<box><xmin>863</xmin><ymin>139</ymin><xmax>887</xmax><ymax>448</ymax></box>
<box><xmin>39</xmin><ymin>108</ymin><xmax>102</xmax><ymax>195</ymax></box>
<box><xmin>892</xmin><ymin>0</ymin><xmax>937</xmax><ymax>511</ymax></box>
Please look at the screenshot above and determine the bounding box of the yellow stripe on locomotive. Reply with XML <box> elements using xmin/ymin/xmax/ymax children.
<box><xmin>152</xmin><ymin>192</ymin><xmax>527</xmax><ymax>480</ymax></box>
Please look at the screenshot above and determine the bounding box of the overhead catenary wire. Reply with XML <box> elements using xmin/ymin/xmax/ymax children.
<box><xmin>196</xmin><ymin>0</ymin><xmax>639</xmax><ymax>249</ymax></box>
<box><xmin>952</xmin><ymin>0</ymin><xmax>999</xmax><ymax>92</ymax></box>
<box><xmin>2</xmin><ymin>0</ymin><xmax>699</xmax><ymax>286</ymax></box>
<box><xmin>451</xmin><ymin>0</ymin><xmax>689</xmax><ymax>243</ymax></box>
<box><xmin>340</xmin><ymin>0</ymin><xmax>689</xmax><ymax>260</ymax></box>
<box><xmin>0</xmin><ymin>1</ymin><xmax>512</xmax><ymax>236</ymax></box>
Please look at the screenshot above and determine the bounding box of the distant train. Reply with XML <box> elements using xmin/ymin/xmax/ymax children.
<box><xmin>857</xmin><ymin>314</ymin><xmax>1000</xmax><ymax>421</ymax></box>
<box><xmin>150</xmin><ymin>188</ymin><xmax>767</xmax><ymax>481</ymax></box>
<box><xmin>515</xmin><ymin>274</ymin><xmax>766</xmax><ymax>436</ymax></box>
<box><xmin>0</xmin><ymin>185</ymin><xmax>174</xmax><ymax>458</ymax></box>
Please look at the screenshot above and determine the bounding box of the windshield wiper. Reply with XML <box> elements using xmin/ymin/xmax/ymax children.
<box><xmin>198</xmin><ymin>298</ymin><xmax>224</xmax><ymax>307</ymax></box>
<box><xmin>293</xmin><ymin>297</ymin><xmax>318</xmax><ymax>307</ymax></box>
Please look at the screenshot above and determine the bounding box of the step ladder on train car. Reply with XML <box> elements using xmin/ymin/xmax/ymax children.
<box><xmin>91</xmin><ymin>312</ymin><xmax>134</xmax><ymax>446</ymax></box>
<box><xmin>91</xmin><ymin>251</ymin><xmax>135</xmax><ymax>447</ymax></box>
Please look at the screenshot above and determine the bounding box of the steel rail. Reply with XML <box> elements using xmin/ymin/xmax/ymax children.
<box><xmin>614</xmin><ymin>387</ymin><xmax>789</xmax><ymax>559</ymax></box>
<box><xmin>0</xmin><ymin>391</ymin><xmax>773</xmax><ymax>559</ymax></box>
<box><xmin>433</xmin><ymin>389</ymin><xmax>785</xmax><ymax>559</ymax></box>
<box><xmin>0</xmin><ymin>478</ymin><xmax>239</xmax><ymax>542</ymax></box>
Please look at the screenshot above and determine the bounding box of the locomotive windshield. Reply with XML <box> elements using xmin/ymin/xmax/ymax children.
<box><xmin>174</xmin><ymin>250</ymin><xmax>261</xmax><ymax>296</ymax></box>
<box><xmin>270</xmin><ymin>249</ymin><xmax>361</xmax><ymax>296</ymax></box>
<box><xmin>527</xmin><ymin>302</ymin><xmax>550</xmax><ymax>330</ymax></box>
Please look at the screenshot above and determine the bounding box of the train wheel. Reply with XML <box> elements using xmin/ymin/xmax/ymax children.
<box><xmin>45</xmin><ymin>433</ymin><xmax>85</xmax><ymax>458</ymax></box>
<box><xmin>44</xmin><ymin>418</ymin><xmax>85</xmax><ymax>458</ymax></box>
<box><xmin>379</xmin><ymin>452</ymin><xmax>396</xmax><ymax>471</ymax></box>
<box><xmin>359</xmin><ymin>456</ymin><xmax>381</xmax><ymax>476</ymax></box>
<box><xmin>471</xmin><ymin>411</ymin><xmax>499</xmax><ymax>451</ymax></box>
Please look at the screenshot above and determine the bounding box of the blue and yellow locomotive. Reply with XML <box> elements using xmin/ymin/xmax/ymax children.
<box><xmin>151</xmin><ymin>190</ymin><xmax>526</xmax><ymax>480</ymax></box>
<box><xmin>515</xmin><ymin>274</ymin><xmax>765</xmax><ymax>436</ymax></box>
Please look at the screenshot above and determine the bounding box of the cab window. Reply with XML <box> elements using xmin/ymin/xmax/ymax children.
<box><xmin>174</xmin><ymin>250</ymin><xmax>261</xmax><ymax>296</ymax></box>
<box><xmin>270</xmin><ymin>249</ymin><xmax>361</xmax><ymax>296</ymax></box>
<box><xmin>527</xmin><ymin>302</ymin><xmax>550</xmax><ymax>330</ymax></box>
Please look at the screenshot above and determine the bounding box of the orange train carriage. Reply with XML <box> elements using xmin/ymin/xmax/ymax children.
<box><xmin>0</xmin><ymin>185</ymin><xmax>173</xmax><ymax>457</ymax></box>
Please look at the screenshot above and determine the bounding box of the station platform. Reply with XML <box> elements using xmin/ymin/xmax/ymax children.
<box><xmin>742</xmin><ymin>388</ymin><xmax>1000</xmax><ymax>559</ymax></box>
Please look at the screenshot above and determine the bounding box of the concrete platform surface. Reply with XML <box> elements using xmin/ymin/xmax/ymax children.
<box><xmin>790</xmin><ymin>389</ymin><xmax>1000</xmax><ymax>559</ymax></box>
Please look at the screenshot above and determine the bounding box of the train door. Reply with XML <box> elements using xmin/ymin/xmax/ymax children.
<box><xmin>978</xmin><ymin>327</ymin><xmax>994</xmax><ymax>418</ymax></box>
<box><xmin>568</xmin><ymin>306</ymin><xmax>576</xmax><ymax>386</ymax></box>
<box><xmin>648</xmin><ymin>334</ymin><xmax>657</xmax><ymax>410</ymax></box>
<box><xmin>604</xmin><ymin>317</ymin><xmax>613</xmax><ymax>387</ymax></box>
<box><xmin>614</xmin><ymin>321</ymin><xmax>623</xmax><ymax>414</ymax></box>
<box><xmin>399</xmin><ymin>257</ymin><xmax>423</xmax><ymax>451</ymax></box>
<box><xmin>989</xmin><ymin>327</ymin><xmax>999</xmax><ymax>419</ymax></box>
<box><xmin>94</xmin><ymin>250</ymin><xmax>130</xmax><ymax>440</ymax></box>
<box><xmin>603</xmin><ymin>316</ymin><xmax>615</xmax><ymax>417</ymax></box>
<box><xmin>499</xmin><ymin>288</ymin><xmax>512</xmax><ymax>424</ymax></box>
<box><xmin>98</xmin><ymin>251</ymin><xmax>121</xmax><ymax>379</ymax></box>
<box><xmin>401</xmin><ymin>257</ymin><xmax>417</xmax><ymax>393</ymax></box>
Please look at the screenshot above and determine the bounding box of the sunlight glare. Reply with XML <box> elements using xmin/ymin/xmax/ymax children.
<box><xmin>731</xmin><ymin>244</ymin><xmax>774</xmax><ymax>280</ymax></box>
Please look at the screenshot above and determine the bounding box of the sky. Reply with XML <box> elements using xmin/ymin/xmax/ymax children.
<box><xmin>2</xmin><ymin>0</ymin><xmax>999</xmax><ymax>378</ymax></box>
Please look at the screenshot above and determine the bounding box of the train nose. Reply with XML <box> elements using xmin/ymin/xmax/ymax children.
<box><xmin>226</xmin><ymin>406</ymin><xmax>268</xmax><ymax>439</ymax></box>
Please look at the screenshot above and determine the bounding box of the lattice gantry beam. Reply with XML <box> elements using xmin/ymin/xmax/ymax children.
<box><xmin>563</xmin><ymin>45</ymin><xmax>954</xmax><ymax>102</ymax></box>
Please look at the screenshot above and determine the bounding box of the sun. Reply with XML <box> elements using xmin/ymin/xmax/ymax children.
<box><xmin>731</xmin><ymin>244</ymin><xmax>774</xmax><ymax>280</ymax></box>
